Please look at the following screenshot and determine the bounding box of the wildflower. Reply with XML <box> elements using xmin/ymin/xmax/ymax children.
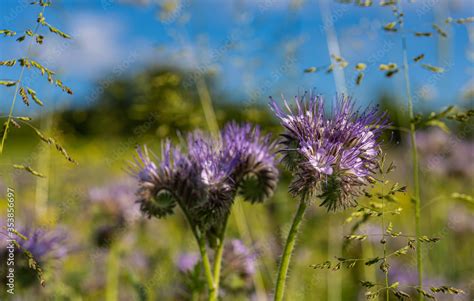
<box><xmin>223</xmin><ymin>239</ymin><xmax>257</xmax><ymax>278</ymax></box>
<box><xmin>176</xmin><ymin>252</ymin><xmax>200</xmax><ymax>273</ymax></box>
<box><xmin>129</xmin><ymin>123</ymin><xmax>279</xmax><ymax>226</ymax></box>
<box><xmin>89</xmin><ymin>181</ymin><xmax>141</xmax><ymax>225</ymax></box>
<box><xmin>270</xmin><ymin>94</ymin><xmax>388</xmax><ymax>211</ymax></box>
<box><xmin>0</xmin><ymin>225</ymin><xmax>71</xmax><ymax>288</ymax></box>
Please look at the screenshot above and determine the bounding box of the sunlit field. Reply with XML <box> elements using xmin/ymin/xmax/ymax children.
<box><xmin>0</xmin><ymin>1</ymin><xmax>472</xmax><ymax>300</ymax></box>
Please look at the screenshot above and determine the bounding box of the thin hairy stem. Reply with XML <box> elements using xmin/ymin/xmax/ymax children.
<box><xmin>211</xmin><ymin>214</ymin><xmax>229</xmax><ymax>300</ymax></box>
<box><xmin>0</xmin><ymin>5</ymin><xmax>46</xmax><ymax>154</ymax></box>
<box><xmin>381</xmin><ymin>183</ymin><xmax>389</xmax><ymax>301</ymax></box>
<box><xmin>274</xmin><ymin>199</ymin><xmax>308</xmax><ymax>301</ymax></box>
<box><xmin>105</xmin><ymin>242</ymin><xmax>120</xmax><ymax>301</ymax></box>
<box><xmin>177</xmin><ymin>200</ymin><xmax>215</xmax><ymax>300</ymax></box>
<box><xmin>198</xmin><ymin>234</ymin><xmax>216</xmax><ymax>301</ymax></box>
<box><xmin>398</xmin><ymin>3</ymin><xmax>423</xmax><ymax>300</ymax></box>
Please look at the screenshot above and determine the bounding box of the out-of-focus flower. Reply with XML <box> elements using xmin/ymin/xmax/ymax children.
<box><xmin>415</xmin><ymin>128</ymin><xmax>474</xmax><ymax>178</ymax></box>
<box><xmin>129</xmin><ymin>122</ymin><xmax>278</xmax><ymax>229</ymax></box>
<box><xmin>0</xmin><ymin>225</ymin><xmax>71</xmax><ymax>263</ymax></box>
<box><xmin>89</xmin><ymin>181</ymin><xmax>142</xmax><ymax>248</ymax></box>
<box><xmin>270</xmin><ymin>94</ymin><xmax>388</xmax><ymax>211</ymax></box>
<box><xmin>176</xmin><ymin>252</ymin><xmax>200</xmax><ymax>273</ymax></box>
<box><xmin>175</xmin><ymin>239</ymin><xmax>257</xmax><ymax>297</ymax></box>
<box><xmin>89</xmin><ymin>181</ymin><xmax>141</xmax><ymax>225</ymax></box>
<box><xmin>0</xmin><ymin>225</ymin><xmax>72</xmax><ymax>289</ymax></box>
<box><xmin>447</xmin><ymin>205</ymin><xmax>474</xmax><ymax>233</ymax></box>
<box><xmin>222</xmin><ymin>239</ymin><xmax>257</xmax><ymax>278</ymax></box>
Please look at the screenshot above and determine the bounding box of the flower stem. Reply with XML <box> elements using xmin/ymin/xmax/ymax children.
<box><xmin>212</xmin><ymin>214</ymin><xmax>229</xmax><ymax>300</ymax></box>
<box><xmin>398</xmin><ymin>3</ymin><xmax>423</xmax><ymax>300</ymax></box>
<box><xmin>274</xmin><ymin>199</ymin><xmax>308</xmax><ymax>301</ymax></box>
<box><xmin>179</xmin><ymin>201</ymin><xmax>215</xmax><ymax>300</ymax></box>
<box><xmin>106</xmin><ymin>242</ymin><xmax>120</xmax><ymax>301</ymax></box>
<box><xmin>198</xmin><ymin>235</ymin><xmax>216</xmax><ymax>301</ymax></box>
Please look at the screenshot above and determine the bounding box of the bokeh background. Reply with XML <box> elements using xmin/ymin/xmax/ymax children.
<box><xmin>0</xmin><ymin>0</ymin><xmax>472</xmax><ymax>300</ymax></box>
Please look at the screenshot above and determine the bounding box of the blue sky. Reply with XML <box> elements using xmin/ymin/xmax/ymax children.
<box><xmin>1</xmin><ymin>0</ymin><xmax>473</xmax><ymax>114</ymax></box>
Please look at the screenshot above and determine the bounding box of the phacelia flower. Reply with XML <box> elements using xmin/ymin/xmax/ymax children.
<box><xmin>15</xmin><ymin>227</ymin><xmax>71</xmax><ymax>262</ymax></box>
<box><xmin>129</xmin><ymin>122</ymin><xmax>279</xmax><ymax>229</ymax></box>
<box><xmin>0</xmin><ymin>225</ymin><xmax>72</xmax><ymax>288</ymax></box>
<box><xmin>89</xmin><ymin>181</ymin><xmax>141</xmax><ymax>225</ymax></box>
<box><xmin>270</xmin><ymin>94</ymin><xmax>388</xmax><ymax>211</ymax></box>
<box><xmin>176</xmin><ymin>252</ymin><xmax>200</xmax><ymax>273</ymax></box>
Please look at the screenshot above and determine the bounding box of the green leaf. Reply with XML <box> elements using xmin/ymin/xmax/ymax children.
<box><xmin>425</xmin><ymin>120</ymin><xmax>449</xmax><ymax>133</ymax></box>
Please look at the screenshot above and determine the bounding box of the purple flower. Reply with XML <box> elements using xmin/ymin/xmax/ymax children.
<box><xmin>176</xmin><ymin>252</ymin><xmax>200</xmax><ymax>273</ymax></box>
<box><xmin>222</xmin><ymin>122</ymin><xmax>279</xmax><ymax>204</ymax></box>
<box><xmin>0</xmin><ymin>226</ymin><xmax>71</xmax><ymax>264</ymax></box>
<box><xmin>129</xmin><ymin>141</ymin><xmax>190</xmax><ymax>218</ymax></box>
<box><xmin>415</xmin><ymin>128</ymin><xmax>474</xmax><ymax>178</ymax></box>
<box><xmin>130</xmin><ymin>123</ymin><xmax>279</xmax><ymax>228</ymax></box>
<box><xmin>89</xmin><ymin>181</ymin><xmax>141</xmax><ymax>224</ymax></box>
<box><xmin>223</xmin><ymin>239</ymin><xmax>257</xmax><ymax>277</ymax></box>
<box><xmin>270</xmin><ymin>94</ymin><xmax>388</xmax><ymax>211</ymax></box>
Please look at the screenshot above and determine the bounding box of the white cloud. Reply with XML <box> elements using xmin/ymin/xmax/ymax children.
<box><xmin>38</xmin><ymin>13</ymin><xmax>151</xmax><ymax>79</ymax></box>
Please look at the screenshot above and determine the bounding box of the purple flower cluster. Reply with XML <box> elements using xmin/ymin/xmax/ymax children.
<box><xmin>89</xmin><ymin>181</ymin><xmax>141</xmax><ymax>225</ymax></box>
<box><xmin>415</xmin><ymin>128</ymin><xmax>474</xmax><ymax>178</ymax></box>
<box><xmin>129</xmin><ymin>122</ymin><xmax>279</xmax><ymax>227</ymax></box>
<box><xmin>223</xmin><ymin>239</ymin><xmax>257</xmax><ymax>278</ymax></box>
<box><xmin>0</xmin><ymin>226</ymin><xmax>71</xmax><ymax>263</ymax></box>
<box><xmin>270</xmin><ymin>94</ymin><xmax>388</xmax><ymax>211</ymax></box>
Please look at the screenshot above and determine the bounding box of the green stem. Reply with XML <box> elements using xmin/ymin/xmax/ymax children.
<box><xmin>274</xmin><ymin>199</ymin><xmax>308</xmax><ymax>301</ymax></box>
<box><xmin>106</xmin><ymin>243</ymin><xmax>119</xmax><ymax>301</ymax></box>
<box><xmin>399</xmin><ymin>3</ymin><xmax>423</xmax><ymax>300</ymax></box>
<box><xmin>177</xmin><ymin>200</ymin><xmax>215</xmax><ymax>300</ymax></box>
<box><xmin>198</xmin><ymin>234</ymin><xmax>216</xmax><ymax>301</ymax></box>
<box><xmin>212</xmin><ymin>214</ymin><xmax>229</xmax><ymax>300</ymax></box>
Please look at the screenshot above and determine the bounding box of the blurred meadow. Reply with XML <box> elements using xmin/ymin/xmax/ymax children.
<box><xmin>0</xmin><ymin>0</ymin><xmax>473</xmax><ymax>300</ymax></box>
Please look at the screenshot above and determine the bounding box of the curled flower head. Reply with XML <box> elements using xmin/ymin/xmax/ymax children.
<box><xmin>129</xmin><ymin>142</ymin><xmax>190</xmax><ymax>219</ymax></box>
<box><xmin>222</xmin><ymin>122</ymin><xmax>279</xmax><ymax>203</ymax></box>
<box><xmin>130</xmin><ymin>123</ymin><xmax>279</xmax><ymax>229</ymax></box>
<box><xmin>270</xmin><ymin>93</ymin><xmax>388</xmax><ymax>211</ymax></box>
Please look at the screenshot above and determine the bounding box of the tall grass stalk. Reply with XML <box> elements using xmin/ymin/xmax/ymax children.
<box><xmin>35</xmin><ymin>113</ymin><xmax>54</xmax><ymax>218</ymax></box>
<box><xmin>320</xmin><ymin>2</ymin><xmax>346</xmax><ymax>299</ymax></box>
<box><xmin>398</xmin><ymin>2</ymin><xmax>423</xmax><ymax>300</ymax></box>
<box><xmin>274</xmin><ymin>199</ymin><xmax>307</xmax><ymax>301</ymax></box>
<box><xmin>0</xmin><ymin>5</ymin><xmax>47</xmax><ymax>154</ymax></box>
<box><xmin>232</xmin><ymin>200</ymin><xmax>268</xmax><ymax>300</ymax></box>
